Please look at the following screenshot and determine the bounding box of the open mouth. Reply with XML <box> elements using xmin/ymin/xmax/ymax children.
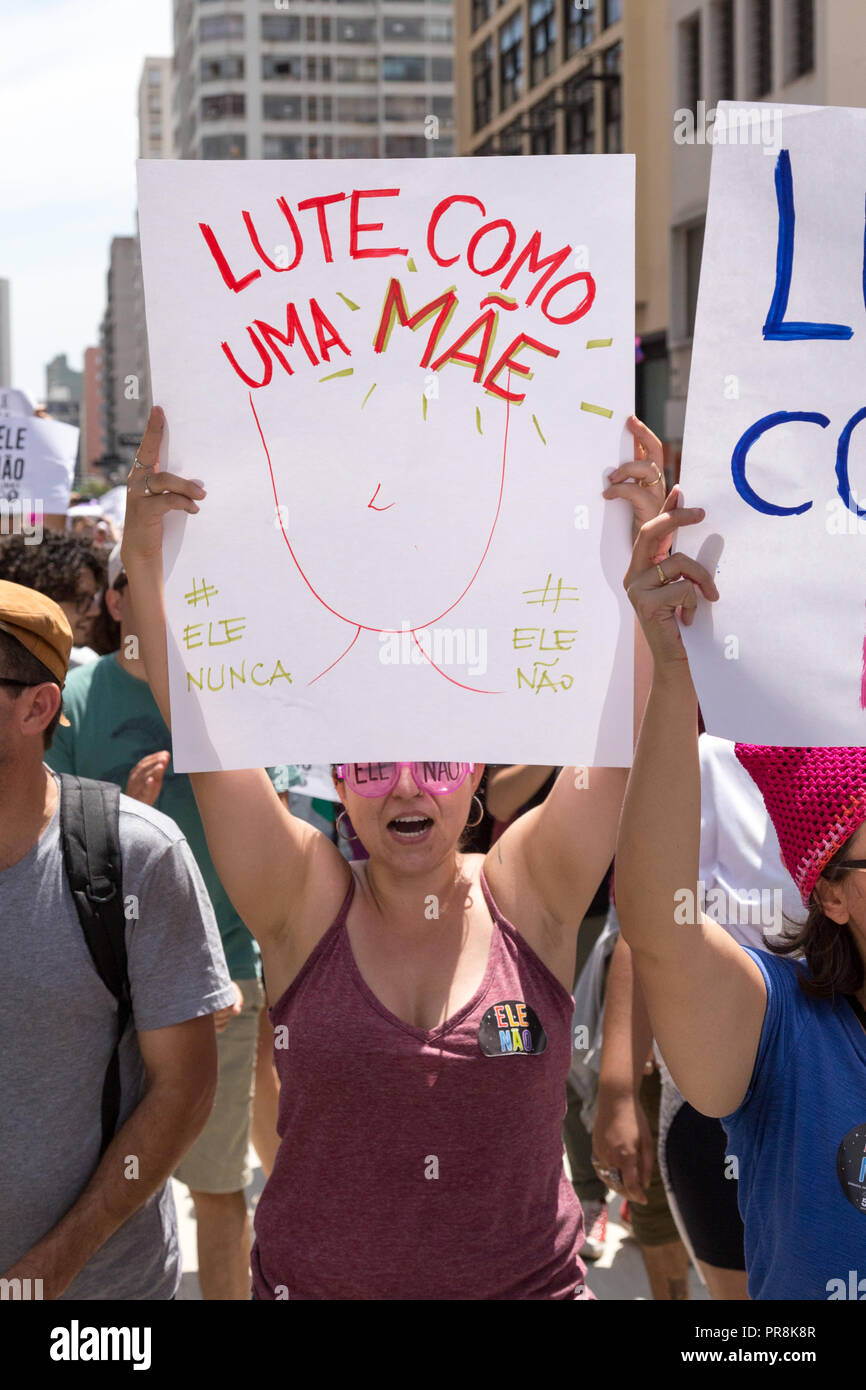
<box><xmin>387</xmin><ymin>814</ymin><xmax>433</xmax><ymax>840</ymax></box>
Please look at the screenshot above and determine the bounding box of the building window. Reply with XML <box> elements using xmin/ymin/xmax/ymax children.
<box><xmin>336</xmin><ymin>56</ymin><xmax>379</xmax><ymax>82</ymax></box>
<box><xmin>786</xmin><ymin>0</ymin><xmax>815</xmax><ymax>81</ymax></box>
<box><xmin>201</xmin><ymin>55</ymin><xmax>245</xmax><ymax>82</ymax></box>
<box><xmin>472</xmin><ymin>37</ymin><xmax>494</xmax><ymax>131</ymax></box>
<box><xmin>308</xmin><ymin>135</ymin><xmax>334</xmax><ymax>159</ymax></box>
<box><xmin>564</xmin><ymin>70</ymin><xmax>595</xmax><ymax>152</ymax></box>
<box><xmin>711</xmin><ymin>0</ymin><xmax>735</xmax><ymax>102</ymax></box>
<box><xmin>499</xmin><ymin>12</ymin><xmax>523</xmax><ymax>110</ymax></box>
<box><xmin>199</xmin><ymin>14</ymin><xmax>244</xmax><ymax>42</ymax></box>
<box><xmin>386</xmin><ymin>94</ymin><xmax>429</xmax><ymax>121</ymax></box>
<box><xmin>337</xmin><ymin>135</ymin><xmax>379</xmax><ymax>158</ymax></box>
<box><xmin>383</xmin><ymin>16</ymin><xmax>427</xmax><ymax>41</ymax></box>
<box><xmin>383</xmin><ymin>55</ymin><xmax>427</xmax><ymax>81</ymax></box>
<box><xmin>679</xmin><ymin>13</ymin><xmax>701</xmax><ymax>113</ymax></box>
<box><xmin>385</xmin><ymin>134</ymin><xmax>429</xmax><ymax>157</ymax></box>
<box><xmin>261</xmin><ymin>14</ymin><xmax>301</xmax><ymax>42</ymax></box>
<box><xmin>603</xmin><ymin>0</ymin><xmax>622</xmax><ymax>25</ymax></box>
<box><xmin>336</xmin><ymin>18</ymin><xmax>377</xmax><ymax>42</ymax></box>
<box><xmin>751</xmin><ymin>0</ymin><xmax>772</xmax><ymax>97</ymax></box>
<box><xmin>263</xmin><ymin>135</ymin><xmax>303</xmax><ymax>160</ymax></box>
<box><xmin>201</xmin><ymin>93</ymin><xmax>245</xmax><ymax>121</ymax></box>
<box><xmin>530</xmin><ymin>0</ymin><xmax>556</xmax><ymax>87</ymax></box>
<box><xmin>262</xmin><ymin>95</ymin><xmax>302</xmax><ymax>121</ymax></box>
<box><xmin>498</xmin><ymin>118</ymin><xmax>525</xmax><ymax>156</ymax></box>
<box><xmin>307</xmin><ymin>95</ymin><xmax>333</xmax><ymax>122</ymax></box>
<box><xmin>428</xmin><ymin>15</ymin><xmax>454</xmax><ymax>41</ymax></box>
<box><xmin>565</xmin><ymin>0</ymin><xmax>594</xmax><ymax>56</ymax></box>
<box><xmin>201</xmin><ymin>133</ymin><xmax>246</xmax><ymax>159</ymax></box>
<box><xmin>472</xmin><ymin>0</ymin><xmax>493</xmax><ymax>31</ymax></box>
<box><xmin>147</xmin><ymin>67</ymin><xmax>162</xmax><ymax>88</ymax></box>
<box><xmin>336</xmin><ymin>95</ymin><xmax>379</xmax><ymax>123</ymax></box>
<box><xmin>603</xmin><ymin>42</ymin><xmax>621</xmax><ymax>151</ymax></box>
<box><xmin>262</xmin><ymin>54</ymin><xmax>303</xmax><ymax>81</ymax></box>
<box><xmin>431</xmin><ymin>56</ymin><xmax>453</xmax><ymax>82</ymax></box>
<box><xmin>530</xmin><ymin>94</ymin><xmax>557</xmax><ymax>154</ymax></box>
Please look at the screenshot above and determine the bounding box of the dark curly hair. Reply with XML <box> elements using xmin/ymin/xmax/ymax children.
<box><xmin>766</xmin><ymin>836</ymin><xmax>865</xmax><ymax>999</ymax></box>
<box><xmin>0</xmin><ymin>532</ymin><xmax>104</xmax><ymax>602</ymax></box>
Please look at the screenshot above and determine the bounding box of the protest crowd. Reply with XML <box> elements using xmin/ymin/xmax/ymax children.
<box><xmin>3</xmin><ymin>2</ymin><xmax>866</xmax><ymax>1317</ymax></box>
<box><xmin>0</xmin><ymin>403</ymin><xmax>863</xmax><ymax>1305</ymax></box>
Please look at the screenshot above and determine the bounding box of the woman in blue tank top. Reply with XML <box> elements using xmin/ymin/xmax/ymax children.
<box><xmin>614</xmin><ymin>507</ymin><xmax>866</xmax><ymax>1299</ymax></box>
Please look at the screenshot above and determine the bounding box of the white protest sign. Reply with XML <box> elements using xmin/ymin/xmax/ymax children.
<box><xmin>290</xmin><ymin>764</ymin><xmax>342</xmax><ymax>804</ymax></box>
<box><xmin>137</xmin><ymin>156</ymin><xmax>635</xmax><ymax>771</ymax></box>
<box><xmin>682</xmin><ymin>103</ymin><xmax>866</xmax><ymax>747</ymax></box>
<box><xmin>0</xmin><ymin>389</ymin><xmax>35</xmax><ymax>417</ymax></box>
<box><xmin>0</xmin><ymin>413</ymin><xmax>77</xmax><ymax>513</ymax></box>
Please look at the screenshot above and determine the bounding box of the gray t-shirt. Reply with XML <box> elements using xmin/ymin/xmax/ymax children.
<box><xmin>0</xmin><ymin>770</ymin><xmax>235</xmax><ymax>1299</ymax></box>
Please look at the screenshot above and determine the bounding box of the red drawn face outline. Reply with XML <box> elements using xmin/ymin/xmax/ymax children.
<box><xmin>249</xmin><ymin>377</ymin><xmax>512</xmax><ymax>692</ymax></box>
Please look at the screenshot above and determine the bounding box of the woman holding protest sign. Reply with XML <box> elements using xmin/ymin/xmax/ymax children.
<box><xmin>614</xmin><ymin>510</ymin><xmax>866</xmax><ymax>1300</ymax></box>
<box><xmin>121</xmin><ymin>404</ymin><xmax>671</xmax><ymax>1300</ymax></box>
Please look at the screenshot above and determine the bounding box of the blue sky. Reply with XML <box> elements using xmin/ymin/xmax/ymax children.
<box><xmin>0</xmin><ymin>0</ymin><xmax>173</xmax><ymax>399</ymax></box>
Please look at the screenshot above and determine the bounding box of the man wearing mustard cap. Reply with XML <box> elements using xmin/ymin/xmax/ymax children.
<box><xmin>0</xmin><ymin>579</ymin><xmax>236</xmax><ymax>1300</ymax></box>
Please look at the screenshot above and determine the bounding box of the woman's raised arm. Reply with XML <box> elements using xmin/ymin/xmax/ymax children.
<box><xmin>615</xmin><ymin>501</ymin><xmax>767</xmax><ymax>1118</ymax></box>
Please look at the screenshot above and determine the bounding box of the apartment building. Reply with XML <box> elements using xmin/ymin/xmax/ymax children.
<box><xmin>172</xmin><ymin>0</ymin><xmax>456</xmax><ymax>161</ymax></box>
<box><xmin>139</xmin><ymin>56</ymin><xmax>175</xmax><ymax>159</ymax></box>
<box><xmin>456</xmin><ymin>0</ymin><xmax>672</xmax><ymax>441</ymax></box>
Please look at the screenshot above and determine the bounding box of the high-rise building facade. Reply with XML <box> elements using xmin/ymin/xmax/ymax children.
<box><xmin>666</xmin><ymin>0</ymin><xmax>866</xmax><ymax>448</ymax></box>
<box><xmin>0</xmin><ymin>279</ymin><xmax>11</xmax><ymax>388</ymax></box>
<box><xmin>456</xmin><ymin>0</ymin><xmax>672</xmax><ymax>444</ymax></box>
<box><xmin>44</xmin><ymin>353</ymin><xmax>82</xmax><ymax>430</ymax></box>
<box><xmin>80</xmin><ymin>346</ymin><xmax>106</xmax><ymax>478</ymax></box>
<box><xmin>171</xmin><ymin>0</ymin><xmax>455</xmax><ymax>162</ymax></box>
<box><xmin>139</xmin><ymin>56</ymin><xmax>175</xmax><ymax>158</ymax></box>
<box><xmin>100</xmin><ymin>237</ymin><xmax>150</xmax><ymax>468</ymax></box>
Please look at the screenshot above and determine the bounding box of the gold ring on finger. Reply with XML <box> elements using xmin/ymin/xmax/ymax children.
<box><xmin>655</xmin><ymin>563</ymin><xmax>670</xmax><ymax>586</ymax></box>
<box><xmin>638</xmin><ymin>466</ymin><xmax>663</xmax><ymax>488</ymax></box>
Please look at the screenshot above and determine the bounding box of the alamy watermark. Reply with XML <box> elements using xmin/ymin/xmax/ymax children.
<box><xmin>674</xmin><ymin>882</ymin><xmax>786</xmax><ymax>934</ymax></box>
<box><xmin>0</xmin><ymin>500</ymin><xmax>43</xmax><ymax>545</ymax></box>
<box><xmin>674</xmin><ymin>102</ymin><xmax>783</xmax><ymax>156</ymax></box>
<box><xmin>379</xmin><ymin>620</ymin><xmax>487</xmax><ymax>676</ymax></box>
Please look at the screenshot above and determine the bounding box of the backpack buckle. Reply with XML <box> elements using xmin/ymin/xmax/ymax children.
<box><xmin>86</xmin><ymin>878</ymin><xmax>117</xmax><ymax>905</ymax></box>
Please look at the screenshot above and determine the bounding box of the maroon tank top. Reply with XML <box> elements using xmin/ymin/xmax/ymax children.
<box><xmin>251</xmin><ymin>865</ymin><xmax>591</xmax><ymax>1300</ymax></box>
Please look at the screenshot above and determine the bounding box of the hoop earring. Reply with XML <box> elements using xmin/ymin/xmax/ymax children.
<box><xmin>465</xmin><ymin>795</ymin><xmax>484</xmax><ymax>829</ymax></box>
<box><xmin>335</xmin><ymin>811</ymin><xmax>353</xmax><ymax>841</ymax></box>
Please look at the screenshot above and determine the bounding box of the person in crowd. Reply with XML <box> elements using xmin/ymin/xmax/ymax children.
<box><xmin>594</xmin><ymin>734</ymin><xmax>803</xmax><ymax>1298</ymax></box>
<box><xmin>119</xmin><ymin>405</ymin><xmax>670</xmax><ymax>1299</ymax></box>
<box><xmin>592</xmin><ymin>915</ymin><xmax>693</xmax><ymax>1299</ymax></box>
<box><xmin>0</xmin><ymin>580</ymin><xmax>234</xmax><ymax>1299</ymax></box>
<box><xmin>45</xmin><ymin>543</ymin><xmax>289</xmax><ymax>1300</ymax></box>
<box><xmin>487</xmin><ymin>764</ymin><xmax>615</xmax><ymax>1262</ymax></box>
<box><xmin>0</xmin><ymin>532</ymin><xmax>103</xmax><ymax>666</ymax></box>
<box><xmin>615</xmin><ymin>503</ymin><xmax>866</xmax><ymax>1300</ymax></box>
<box><xmin>486</xmin><ymin>765</ymin><xmax>559</xmax><ymax>847</ymax></box>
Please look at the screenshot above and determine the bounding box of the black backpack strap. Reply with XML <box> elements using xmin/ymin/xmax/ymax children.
<box><xmin>59</xmin><ymin>774</ymin><xmax>131</xmax><ymax>1158</ymax></box>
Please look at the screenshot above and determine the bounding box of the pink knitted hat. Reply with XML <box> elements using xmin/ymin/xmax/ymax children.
<box><xmin>734</xmin><ymin>745</ymin><xmax>866</xmax><ymax>905</ymax></box>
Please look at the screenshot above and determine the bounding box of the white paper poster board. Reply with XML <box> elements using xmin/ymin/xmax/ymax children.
<box><xmin>681</xmin><ymin>104</ymin><xmax>866</xmax><ymax>747</ymax></box>
<box><xmin>0</xmin><ymin>412</ymin><xmax>77</xmax><ymax>513</ymax></box>
<box><xmin>0</xmin><ymin>389</ymin><xmax>35</xmax><ymax>417</ymax></box>
<box><xmin>137</xmin><ymin>156</ymin><xmax>635</xmax><ymax>771</ymax></box>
